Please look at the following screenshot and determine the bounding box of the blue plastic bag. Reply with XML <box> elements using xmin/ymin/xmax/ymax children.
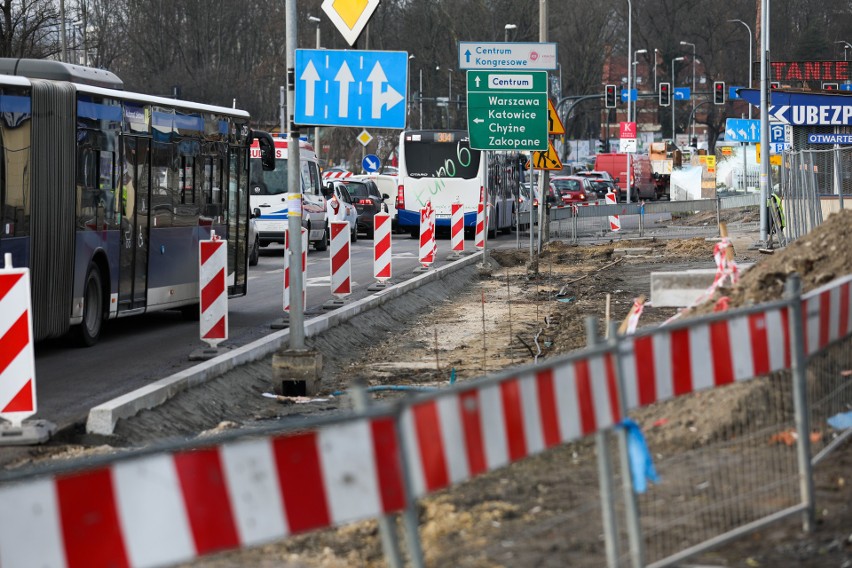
<box><xmin>621</xmin><ymin>419</ymin><xmax>659</xmax><ymax>494</ymax></box>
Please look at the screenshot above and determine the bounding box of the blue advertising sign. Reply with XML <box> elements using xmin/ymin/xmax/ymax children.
<box><xmin>673</xmin><ymin>87</ymin><xmax>690</xmax><ymax>101</ymax></box>
<box><xmin>724</xmin><ymin>118</ymin><xmax>760</xmax><ymax>142</ymax></box>
<box><xmin>808</xmin><ymin>133</ymin><xmax>852</xmax><ymax>144</ymax></box>
<box><xmin>295</xmin><ymin>49</ymin><xmax>408</xmax><ymax>129</ymax></box>
<box><xmin>737</xmin><ymin>88</ymin><xmax>852</xmax><ymax>125</ymax></box>
<box><xmin>362</xmin><ymin>154</ymin><xmax>381</xmax><ymax>172</ymax></box>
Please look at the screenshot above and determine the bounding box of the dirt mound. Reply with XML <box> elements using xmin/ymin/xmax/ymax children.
<box><xmin>687</xmin><ymin>209</ymin><xmax>852</xmax><ymax>316</ymax></box>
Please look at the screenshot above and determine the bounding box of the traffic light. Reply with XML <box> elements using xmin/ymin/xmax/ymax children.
<box><xmin>605</xmin><ymin>84</ymin><xmax>617</xmax><ymax>108</ymax></box>
<box><xmin>823</xmin><ymin>82</ymin><xmax>839</xmax><ymax>91</ymax></box>
<box><xmin>713</xmin><ymin>81</ymin><xmax>725</xmax><ymax>105</ymax></box>
<box><xmin>770</xmin><ymin>81</ymin><xmax>780</xmax><ymax>90</ymax></box>
<box><xmin>659</xmin><ymin>82</ymin><xmax>671</xmax><ymax>106</ymax></box>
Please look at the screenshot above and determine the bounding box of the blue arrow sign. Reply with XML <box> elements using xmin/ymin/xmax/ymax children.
<box><xmin>620</xmin><ymin>89</ymin><xmax>637</xmax><ymax>102</ymax></box>
<box><xmin>728</xmin><ymin>86</ymin><xmax>744</xmax><ymax>100</ymax></box>
<box><xmin>841</xmin><ymin>84</ymin><xmax>852</xmax><ymax>92</ymax></box>
<box><xmin>673</xmin><ymin>87</ymin><xmax>690</xmax><ymax>100</ymax></box>
<box><xmin>362</xmin><ymin>154</ymin><xmax>381</xmax><ymax>173</ymax></box>
<box><xmin>295</xmin><ymin>49</ymin><xmax>408</xmax><ymax>129</ymax></box>
<box><xmin>724</xmin><ymin>118</ymin><xmax>760</xmax><ymax>142</ymax></box>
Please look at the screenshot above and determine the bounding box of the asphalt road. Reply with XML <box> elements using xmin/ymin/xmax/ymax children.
<box><xmin>32</xmin><ymin>231</ymin><xmax>526</xmax><ymax>431</ymax></box>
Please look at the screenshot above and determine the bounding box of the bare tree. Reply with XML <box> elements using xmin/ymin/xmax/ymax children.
<box><xmin>0</xmin><ymin>0</ymin><xmax>61</xmax><ymax>58</ymax></box>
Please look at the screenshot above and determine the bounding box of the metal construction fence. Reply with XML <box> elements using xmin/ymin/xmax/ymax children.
<box><xmin>780</xmin><ymin>145</ymin><xmax>852</xmax><ymax>244</ymax></box>
<box><xmin>542</xmin><ymin>193</ymin><xmax>761</xmax><ymax>242</ymax></box>
<box><xmin>1</xmin><ymin>268</ymin><xmax>851</xmax><ymax>567</ymax></box>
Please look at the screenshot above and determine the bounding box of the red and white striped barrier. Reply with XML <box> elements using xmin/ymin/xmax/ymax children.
<box><xmin>474</xmin><ymin>196</ymin><xmax>485</xmax><ymax>250</ymax></box>
<box><xmin>0</xmin><ymin>415</ymin><xmax>405</xmax><ymax>568</ymax></box>
<box><xmin>199</xmin><ymin>232</ymin><xmax>227</xmax><ymax>348</ymax></box>
<box><xmin>620</xmin><ymin>305</ymin><xmax>791</xmax><ymax>410</ymax></box>
<box><xmin>330</xmin><ymin>221</ymin><xmax>351</xmax><ymax>297</ymax></box>
<box><xmin>450</xmin><ymin>201</ymin><xmax>465</xmax><ymax>256</ymax></box>
<box><xmin>418</xmin><ymin>202</ymin><xmax>435</xmax><ymax>268</ymax></box>
<box><xmin>400</xmin><ymin>351</ymin><xmax>621</xmax><ymax>497</ymax></box>
<box><xmin>373</xmin><ymin>212</ymin><xmax>392</xmax><ymax>283</ymax></box>
<box><xmin>0</xmin><ymin>254</ymin><xmax>37</xmax><ymax>429</ymax></box>
<box><xmin>802</xmin><ymin>273</ymin><xmax>852</xmax><ymax>357</ymax></box>
<box><xmin>606</xmin><ymin>192</ymin><xmax>620</xmax><ymax>232</ymax></box>
<box><xmin>283</xmin><ymin>228</ymin><xmax>307</xmax><ymax>313</ymax></box>
<box><xmin>322</xmin><ymin>171</ymin><xmax>352</xmax><ymax>180</ymax></box>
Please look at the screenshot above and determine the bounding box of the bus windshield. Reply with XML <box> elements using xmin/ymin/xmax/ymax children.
<box><xmin>403</xmin><ymin>140</ymin><xmax>480</xmax><ymax>179</ymax></box>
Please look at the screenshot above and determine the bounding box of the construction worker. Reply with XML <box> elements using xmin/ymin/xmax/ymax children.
<box><xmin>766</xmin><ymin>186</ymin><xmax>785</xmax><ymax>249</ymax></box>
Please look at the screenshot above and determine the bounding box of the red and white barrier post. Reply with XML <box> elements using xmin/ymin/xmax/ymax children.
<box><xmin>324</xmin><ymin>221</ymin><xmax>351</xmax><ymax>309</ymax></box>
<box><xmin>448</xmin><ymin>200</ymin><xmax>465</xmax><ymax>259</ymax></box>
<box><xmin>0</xmin><ymin>253</ymin><xmax>53</xmax><ymax>444</ymax></box>
<box><xmin>416</xmin><ymin>201</ymin><xmax>435</xmax><ymax>272</ymax></box>
<box><xmin>606</xmin><ymin>191</ymin><xmax>621</xmax><ymax>232</ymax></box>
<box><xmin>192</xmin><ymin>231</ymin><xmax>228</xmax><ymax>359</ymax></box>
<box><xmin>274</xmin><ymin>227</ymin><xmax>308</xmax><ymax>329</ymax></box>
<box><xmin>368</xmin><ymin>212</ymin><xmax>392</xmax><ymax>291</ymax></box>
<box><xmin>474</xmin><ymin>187</ymin><xmax>486</xmax><ymax>250</ymax></box>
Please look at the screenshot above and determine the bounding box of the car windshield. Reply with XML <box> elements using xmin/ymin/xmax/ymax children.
<box><xmin>343</xmin><ymin>182</ymin><xmax>372</xmax><ymax>199</ymax></box>
<box><xmin>552</xmin><ymin>179</ymin><xmax>582</xmax><ymax>192</ymax></box>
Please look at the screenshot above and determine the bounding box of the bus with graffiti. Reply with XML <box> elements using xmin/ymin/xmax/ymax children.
<box><xmin>394</xmin><ymin>130</ymin><xmax>522</xmax><ymax>238</ymax></box>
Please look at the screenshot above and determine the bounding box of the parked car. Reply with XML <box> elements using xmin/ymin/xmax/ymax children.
<box><xmin>323</xmin><ymin>181</ymin><xmax>359</xmax><ymax>242</ymax></box>
<box><xmin>587</xmin><ymin>178</ymin><xmax>620</xmax><ymax>202</ymax></box>
<box><xmin>350</xmin><ymin>174</ymin><xmax>398</xmax><ymax>231</ymax></box>
<box><xmin>575</xmin><ymin>170</ymin><xmax>616</xmax><ymax>183</ymax></box>
<box><xmin>338</xmin><ymin>179</ymin><xmax>389</xmax><ymax>238</ymax></box>
<box><xmin>551</xmin><ymin>176</ymin><xmax>594</xmax><ymax>204</ymax></box>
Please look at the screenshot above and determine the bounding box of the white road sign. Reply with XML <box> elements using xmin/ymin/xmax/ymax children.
<box><xmin>458</xmin><ymin>42</ymin><xmax>558</xmax><ymax>70</ymax></box>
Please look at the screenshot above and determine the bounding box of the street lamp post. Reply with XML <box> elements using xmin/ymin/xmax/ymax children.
<box><xmin>836</xmin><ymin>40</ymin><xmax>852</xmax><ymax>61</ymax></box>
<box><xmin>653</xmin><ymin>48</ymin><xmax>659</xmax><ymax>92</ymax></box>
<box><xmin>672</xmin><ymin>56</ymin><xmax>685</xmax><ymax>143</ymax></box>
<box><xmin>728</xmin><ymin>19</ymin><xmax>753</xmax><ymax>119</ymax></box>
<box><xmin>632</xmin><ymin>48</ymin><xmax>647</xmax><ymax>127</ymax></box>
<box><xmin>680</xmin><ymin>41</ymin><xmax>696</xmax><ymax>142</ymax></box>
<box><xmin>504</xmin><ymin>23</ymin><xmax>516</xmax><ymax>42</ymax></box>
<box><xmin>308</xmin><ymin>16</ymin><xmax>321</xmax><ymax>161</ymax></box>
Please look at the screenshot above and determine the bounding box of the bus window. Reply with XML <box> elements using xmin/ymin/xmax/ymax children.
<box><xmin>151</xmin><ymin>142</ymin><xmax>174</xmax><ymax>228</ymax></box>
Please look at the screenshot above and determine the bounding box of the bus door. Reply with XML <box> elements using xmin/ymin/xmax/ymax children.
<box><xmin>118</xmin><ymin>135</ymin><xmax>151</xmax><ymax>312</ymax></box>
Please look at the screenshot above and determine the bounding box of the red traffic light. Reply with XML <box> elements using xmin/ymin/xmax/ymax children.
<box><xmin>713</xmin><ymin>81</ymin><xmax>725</xmax><ymax>104</ymax></box>
<box><xmin>658</xmin><ymin>82</ymin><xmax>671</xmax><ymax>106</ymax></box>
<box><xmin>770</xmin><ymin>81</ymin><xmax>780</xmax><ymax>89</ymax></box>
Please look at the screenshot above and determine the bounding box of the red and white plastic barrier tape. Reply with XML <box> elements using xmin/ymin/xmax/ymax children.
<box><xmin>0</xmin><ymin>416</ymin><xmax>405</xmax><ymax>568</ymax></box>
<box><xmin>330</xmin><ymin>221</ymin><xmax>351</xmax><ymax>297</ymax></box>
<box><xmin>199</xmin><ymin>232</ymin><xmax>227</xmax><ymax>347</ymax></box>
<box><xmin>621</xmin><ymin>305</ymin><xmax>791</xmax><ymax>410</ymax></box>
<box><xmin>0</xmin><ymin>254</ymin><xmax>37</xmax><ymax>429</ymax></box>
<box><xmin>373</xmin><ymin>212</ymin><xmax>392</xmax><ymax>282</ymax></box>
<box><xmin>712</xmin><ymin>239</ymin><xmax>739</xmax><ymax>288</ymax></box>
<box><xmin>400</xmin><ymin>351</ymin><xmax>621</xmax><ymax>497</ymax></box>
<box><xmin>283</xmin><ymin>228</ymin><xmax>307</xmax><ymax>312</ymax></box>
<box><xmin>450</xmin><ymin>202</ymin><xmax>464</xmax><ymax>254</ymax></box>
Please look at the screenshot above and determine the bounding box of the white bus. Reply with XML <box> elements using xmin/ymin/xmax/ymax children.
<box><xmin>249</xmin><ymin>136</ymin><xmax>328</xmax><ymax>251</ymax></box>
<box><xmin>395</xmin><ymin>130</ymin><xmax>521</xmax><ymax>238</ymax></box>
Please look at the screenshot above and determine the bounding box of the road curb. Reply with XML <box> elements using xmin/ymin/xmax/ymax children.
<box><xmin>86</xmin><ymin>252</ymin><xmax>484</xmax><ymax>435</ymax></box>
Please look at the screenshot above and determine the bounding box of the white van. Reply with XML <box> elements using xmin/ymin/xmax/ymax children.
<box><xmin>250</xmin><ymin>136</ymin><xmax>328</xmax><ymax>250</ymax></box>
<box><xmin>350</xmin><ymin>173</ymin><xmax>398</xmax><ymax>231</ymax></box>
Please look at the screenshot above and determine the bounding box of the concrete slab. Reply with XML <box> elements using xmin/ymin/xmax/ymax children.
<box><xmin>650</xmin><ymin>264</ymin><xmax>753</xmax><ymax>308</ymax></box>
<box><xmin>86</xmin><ymin>251</ymin><xmax>485</xmax><ymax>436</ymax></box>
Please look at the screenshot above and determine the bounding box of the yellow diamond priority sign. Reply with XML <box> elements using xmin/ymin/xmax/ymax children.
<box><xmin>322</xmin><ymin>0</ymin><xmax>380</xmax><ymax>47</ymax></box>
<box><xmin>357</xmin><ymin>129</ymin><xmax>373</xmax><ymax>147</ymax></box>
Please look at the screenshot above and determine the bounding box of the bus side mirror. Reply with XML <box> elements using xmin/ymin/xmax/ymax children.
<box><xmin>249</xmin><ymin>130</ymin><xmax>276</xmax><ymax>171</ymax></box>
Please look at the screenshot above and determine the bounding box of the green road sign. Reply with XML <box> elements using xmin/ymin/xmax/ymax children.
<box><xmin>466</xmin><ymin>70</ymin><xmax>548</xmax><ymax>151</ymax></box>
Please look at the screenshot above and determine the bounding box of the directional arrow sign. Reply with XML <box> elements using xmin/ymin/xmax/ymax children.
<box><xmin>724</xmin><ymin>118</ymin><xmax>760</xmax><ymax>143</ymax></box>
<box><xmin>295</xmin><ymin>49</ymin><xmax>408</xmax><ymax>129</ymax></box>
<box><xmin>466</xmin><ymin>70</ymin><xmax>548</xmax><ymax>151</ymax></box>
<box><xmin>362</xmin><ymin>153</ymin><xmax>380</xmax><ymax>173</ymax></box>
<box><xmin>674</xmin><ymin>87</ymin><xmax>691</xmax><ymax>100</ymax></box>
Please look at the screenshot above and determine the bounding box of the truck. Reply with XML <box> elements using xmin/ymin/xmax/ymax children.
<box><xmin>594</xmin><ymin>152</ymin><xmax>671</xmax><ymax>201</ymax></box>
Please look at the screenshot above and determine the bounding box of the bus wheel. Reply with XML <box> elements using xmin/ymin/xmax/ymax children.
<box><xmin>73</xmin><ymin>263</ymin><xmax>104</xmax><ymax>347</ymax></box>
<box><xmin>180</xmin><ymin>303</ymin><xmax>200</xmax><ymax>321</ymax></box>
<box><xmin>314</xmin><ymin>224</ymin><xmax>328</xmax><ymax>251</ymax></box>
